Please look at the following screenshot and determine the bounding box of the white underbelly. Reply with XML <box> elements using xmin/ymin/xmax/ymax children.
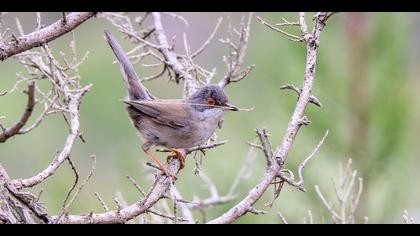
<box><xmin>192</xmin><ymin>110</ymin><xmax>223</xmax><ymax>146</ymax></box>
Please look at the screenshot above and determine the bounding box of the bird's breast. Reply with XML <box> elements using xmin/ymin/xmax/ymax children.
<box><xmin>190</xmin><ymin>109</ymin><xmax>224</xmax><ymax>146</ymax></box>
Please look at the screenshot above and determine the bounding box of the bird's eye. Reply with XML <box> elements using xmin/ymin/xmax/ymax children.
<box><xmin>207</xmin><ymin>97</ymin><xmax>216</xmax><ymax>106</ymax></box>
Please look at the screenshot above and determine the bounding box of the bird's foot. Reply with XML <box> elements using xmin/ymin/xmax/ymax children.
<box><xmin>143</xmin><ymin>147</ymin><xmax>177</xmax><ymax>183</ymax></box>
<box><xmin>166</xmin><ymin>148</ymin><xmax>185</xmax><ymax>170</ymax></box>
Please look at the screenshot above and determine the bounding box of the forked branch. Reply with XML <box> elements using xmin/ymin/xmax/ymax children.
<box><xmin>208</xmin><ymin>12</ymin><xmax>335</xmax><ymax>224</ymax></box>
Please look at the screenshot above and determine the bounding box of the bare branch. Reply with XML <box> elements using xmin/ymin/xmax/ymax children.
<box><xmin>219</xmin><ymin>13</ymin><xmax>253</xmax><ymax>88</ymax></box>
<box><xmin>147</xmin><ymin>208</ymin><xmax>189</xmax><ymax>223</ymax></box>
<box><xmin>15</xmin><ymin>17</ymin><xmax>25</xmax><ymax>36</ymax></box>
<box><xmin>35</xmin><ymin>12</ymin><xmax>42</xmax><ymax>31</ymax></box>
<box><xmin>296</xmin><ymin>130</ymin><xmax>329</xmax><ymax>186</ymax></box>
<box><xmin>191</xmin><ymin>17</ymin><xmax>223</xmax><ymax>58</ymax></box>
<box><xmin>54</xmin><ymin>155</ymin><xmax>96</xmax><ymax>223</ymax></box>
<box><xmin>162</xmin><ymin>12</ymin><xmax>189</xmax><ymax>28</ymax></box>
<box><xmin>152</xmin><ymin>12</ymin><xmax>199</xmax><ymax>96</ymax></box>
<box><xmin>255</xmin><ymin>128</ymin><xmax>274</xmax><ymax>166</ymax></box>
<box><xmin>166</xmin><ymin>187</ymin><xmax>195</xmax><ymax>223</ymax></box>
<box><xmin>0</xmin><ymin>81</ymin><xmax>35</xmax><ymax>143</ymax></box>
<box><xmin>126</xmin><ymin>175</ymin><xmax>146</xmax><ymax>197</ymax></box>
<box><xmin>11</xmin><ymin>92</ymin><xmax>86</xmax><ymax>189</ymax></box>
<box><xmin>256</xmin><ymin>16</ymin><xmax>302</xmax><ymax>42</ymax></box>
<box><xmin>276</xmin><ymin>17</ymin><xmax>300</xmax><ymax>27</ymax></box>
<box><xmin>156</xmin><ymin>140</ymin><xmax>227</xmax><ymax>155</ymax></box>
<box><xmin>55</xmin><ymin>158</ymin><xmax>181</xmax><ymax>223</ymax></box>
<box><xmin>17</xmin><ymin>94</ymin><xmax>59</xmax><ymax>135</ymax></box>
<box><xmin>280</xmin><ymin>83</ymin><xmax>322</xmax><ymax>107</ymax></box>
<box><xmin>0</xmin><ymin>12</ymin><xmax>96</xmax><ymax>61</ymax></box>
<box><xmin>403</xmin><ymin>210</ymin><xmax>419</xmax><ymax>224</ymax></box>
<box><xmin>247</xmin><ymin>207</ymin><xmax>267</xmax><ymax>215</ymax></box>
<box><xmin>228</xmin><ymin>146</ymin><xmax>257</xmax><ymax>195</ymax></box>
<box><xmin>10</xmin><ymin>37</ymin><xmax>92</xmax><ymax>189</ymax></box>
<box><xmin>207</xmin><ymin>12</ymin><xmax>333</xmax><ymax>224</ymax></box>
<box><xmin>1</xmin><ymin>12</ymin><xmax>336</xmax><ymax>225</ymax></box>
<box><xmin>94</xmin><ymin>192</ymin><xmax>109</xmax><ymax>212</ymax></box>
<box><xmin>299</xmin><ymin>13</ymin><xmax>309</xmax><ymax>40</ymax></box>
<box><xmin>277</xmin><ymin>212</ymin><xmax>288</xmax><ymax>224</ymax></box>
<box><xmin>315</xmin><ymin>159</ymin><xmax>366</xmax><ymax>224</ymax></box>
<box><xmin>58</xmin><ymin>158</ymin><xmax>80</xmax><ymax>216</ymax></box>
<box><xmin>305</xmin><ymin>210</ymin><xmax>314</xmax><ymax>224</ymax></box>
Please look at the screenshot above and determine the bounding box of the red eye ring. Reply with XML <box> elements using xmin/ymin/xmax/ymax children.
<box><xmin>207</xmin><ymin>97</ymin><xmax>216</xmax><ymax>106</ymax></box>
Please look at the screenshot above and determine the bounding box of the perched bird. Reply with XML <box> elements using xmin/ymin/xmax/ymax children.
<box><xmin>104</xmin><ymin>31</ymin><xmax>238</xmax><ymax>181</ymax></box>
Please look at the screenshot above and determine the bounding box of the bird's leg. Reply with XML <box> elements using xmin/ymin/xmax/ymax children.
<box><xmin>142</xmin><ymin>147</ymin><xmax>177</xmax><ymax>182</ymax></box>
<box><xmin>166</xmin><ymin>148</ymin><xmax>185</xmax><ymax>170</ymax></box>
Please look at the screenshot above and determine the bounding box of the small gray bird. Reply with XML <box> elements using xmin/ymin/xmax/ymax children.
<box><xmin>104</xmin><ymin>31</ymin><xmax>238</xmax><ymax>181</ymax></box>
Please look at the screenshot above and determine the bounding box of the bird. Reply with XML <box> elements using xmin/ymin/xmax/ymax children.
<box><xmin>104</xmin><ymin>31</ymin><xmax>239</xmax><ymax>182</ymax></box>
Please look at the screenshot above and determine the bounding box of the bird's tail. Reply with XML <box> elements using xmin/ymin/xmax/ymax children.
<box><xmin>104</xmin><ymin>30</ymin><xmax>153</xmax><ymax>100</ymax></box>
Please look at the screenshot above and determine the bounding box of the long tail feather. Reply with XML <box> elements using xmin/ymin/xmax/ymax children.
<box><xmin>104</xmin><ymin>30</ymin><xmax>152</xmax><ymax>100</ymax></box>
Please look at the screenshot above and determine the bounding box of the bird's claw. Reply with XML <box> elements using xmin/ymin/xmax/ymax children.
<box><xmin>166</xmin><ymin>149</ymin><xmax>186</xmax><ymax>170</ymax></box>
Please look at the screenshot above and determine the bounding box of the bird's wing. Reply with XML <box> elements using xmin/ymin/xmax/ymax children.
<box><xmin>123</xmin><ymin>99</ymin><xmax>190</xmax><ymax>128</ymax></box>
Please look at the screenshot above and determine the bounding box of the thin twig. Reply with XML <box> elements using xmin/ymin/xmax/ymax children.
<box><xmin>191</xmin><ymin>17</ymin><xmax>223</xmax><ymax>58</ymax></box>
<box><xmin>35</xmin><ymin>12</ymin><xmax>42</xmax><ymax>31</ymax></box>
<box><xmin>277</xmin><ymin>212</ymin><xmax>288</xmax><ymax>224</ymax></box>
<box><xmin>219</xmin><ymin>13</ymin><xmax>253</xmax><ymax>88</ymax></box>
<box><xmin>156</xmin><ymin>141</ymin><xmax>227</xmax><ymax>155</ymax></box>
<box><xmin>54</xmin><ymin>155</ymin><xmax>96</xmax><ymax>223</ymax></box>
<box><xmin>208</xmin><ymin>12</ymin><xmax>334</xmax><ymax>224</ymax></box>
<box><xmin>94</xmin><ymin>192</ymin><xmax>109</xmax><ymax>212</ymax></box>
<box><xmin>59</xmin><ymin>158</ymin><xmax>80</xmax><ymax>215</ymax></box>
<box><xmin>126</xmin><ymin>175</ymin><xmax>146</xmax><ymax>197</ymax></box>
<box><xmin>256</xmin><ymin>16</ymin><xmax>302</xmax><ymax>42</ymax></box>
<box><xmin>280</xmin><ymin>83</ymin><xmax>322</xmax><ymax>107</ymax></box>
<box><xmin>228</xmin><ymin>145</ymin><xmax>257</xmax><ymax>195</ymax></box>
<box><xmin>296</xmin><ymin>130</ymin><xmax>329</xmax><ymax>185</ymax></box>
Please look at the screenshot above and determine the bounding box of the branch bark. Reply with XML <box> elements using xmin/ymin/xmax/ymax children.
<box><xmin>0</xmin><ymin>163</ymin><xmax>50</xmax><ymax>224</ymax></box>
<box><xmin>55</xmin><ymin>161</ymin><xmax>180</xmax><ymax>224</ymax></box>
<box><xmin>1</xmin><ymin>12</ymin><xmax>333</xmax><ymax>224</ymax></box>
<box><xmin>52</xmin><ymin>12</ymin><xmax>253</xmax><ymax>224</ymax></box>
<box><xmin>207</xmin><ymin>12</ymin><xmax>334</xmax><ymax>224</ymax></box>
<box><xmin>0</xmin><ymin>12</ymin><xmax>96</xmax><ymax>61</ymax></box>
<box><xmin>0</xmin><ymin>82</ymin><xmax>35</xmax><ymax>143</ymax></box>
<box><xmin>151</xmin><ymin>12</ymin><xmax>199</xmax><ymax>97</ymax></box>
<box><xmin>11</xmin><ymin>89</ymin><xmax>89</xmax><ymax>190</ymax></box>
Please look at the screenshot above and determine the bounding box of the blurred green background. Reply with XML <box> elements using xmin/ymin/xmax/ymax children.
<box><xmin>1</xmin><ymin>12</ymin><xmax>420</xmax><ymax>223</ymax></box>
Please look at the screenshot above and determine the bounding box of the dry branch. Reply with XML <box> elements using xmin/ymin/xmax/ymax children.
<box><xmin>52</xmin><ymin>12</ymin><xmax>255</xmax><ymax>224</ymax></box>
<box><xmin>207</xmin><ymin>12</ymin><xmax>334</xmax><ymax>224</ymax></box>
<box><xmin>9</xmin><ymin>35</ymin><xmax>92</xmax><ymax>190</ymax></box>
<box><xmin>54</xmin><ymin>160</ymin><xmax>180</xmax><ymax>223</ymax></box>
<box><xmin>0</xmin><ymin>82</ymin><xmax>35</xmax><ymax>143</ymax></box>
<box><xmin>315</xmin><ymin>159</ymin><xmax>365</xmax><ymax>224</ymax></box>
<box><xmin>1</xmin><ymin>12</ymin><xmax>334</xmax><ymax>224</ymax></box>
<box><xmin>218</xmin><ymin>13</ymin><xmax>254</xmax><ymax>88</ymax></box>
<box><xmin>0</xmin><ymin>12</ymin><xmax>96</xmax><ymax>61</ymax></box>
<box><xmin>402</xmin><ymin>210</ymin><xmax>419</xmax><ymax>224</ymax></box>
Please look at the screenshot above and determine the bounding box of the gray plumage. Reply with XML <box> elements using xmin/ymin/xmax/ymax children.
<box><xmin>104</xmin><ymin>30</ymin><xmax>238</xmax><ymax>152</ymax></box>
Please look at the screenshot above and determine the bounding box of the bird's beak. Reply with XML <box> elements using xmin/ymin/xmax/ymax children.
<box><xmin>224</xmin><ymin>103</ymin><xmax>239</xmax><ymax>111</ymax></box>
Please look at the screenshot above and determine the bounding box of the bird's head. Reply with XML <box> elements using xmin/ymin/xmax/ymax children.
<box><xmin>187</xmin><ymin>85</ymin><xmax>238</xmax><ymax>112</ymax></box>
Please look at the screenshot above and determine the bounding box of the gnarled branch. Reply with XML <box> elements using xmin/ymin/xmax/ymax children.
<box><xmin>207</xmin><ymin>12</ymin><xmax>335</xmax><ymax>224</ymax></box>
<box><xmin>0</xmin><ymin>82</ymin><xmax>35</xmax><ymax>143</ymax></box>
<box><xmin>0</xmin><ymin>12</ymin><xmax>96</xmax><ymax>61</ymax></box>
